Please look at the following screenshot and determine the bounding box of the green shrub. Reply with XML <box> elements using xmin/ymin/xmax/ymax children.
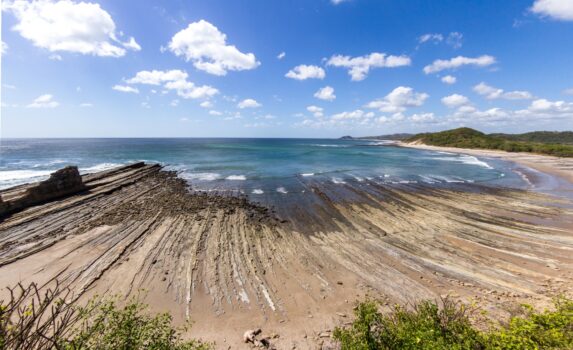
<box><xmin>0</xmin><ymin>283</ymin><xmax>211</xmax><ymax>350</ymax></box>
<box><xmin>334</xmin><ymin>297</ymin><xmax>573</xmax><ymax>350</ymax></box>
<box><xmin>333</xmin><ymin>298</ymin><xmax>485</xmax><ymax>350</ymax></box>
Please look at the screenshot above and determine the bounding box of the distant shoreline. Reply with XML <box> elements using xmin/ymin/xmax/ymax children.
<box><xmin>398</xmin><ymin>141</ymin><xmax>573</xmax><ymax>186</ymax></box>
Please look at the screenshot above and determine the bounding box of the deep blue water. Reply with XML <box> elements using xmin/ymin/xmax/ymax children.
<box><xmin>0</xmin><ymin>138</ymin><xmax>530</xmax><ymax>194</ymax></box>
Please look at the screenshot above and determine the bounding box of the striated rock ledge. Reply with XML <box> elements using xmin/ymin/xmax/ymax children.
<box><xmin>0</xmin><ymin>162</ymin><xmax>572</xmax><ymax>348</ymax></box>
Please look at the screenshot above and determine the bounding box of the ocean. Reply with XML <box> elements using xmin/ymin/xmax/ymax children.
<box><xmin>0</xmin><ymin>138</ymin><xmax>535</xmax><ymax>194</ymax></box>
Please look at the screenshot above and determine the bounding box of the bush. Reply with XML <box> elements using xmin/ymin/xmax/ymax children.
<box><xmin>0</xmin><ymin>282</ymin><xmax>211</xmax><ymax>350</ymax></box>
<box><xmin>334</xmin><ymin>297</ymin><xmax>573</xmax><ymax>350</ymax></box>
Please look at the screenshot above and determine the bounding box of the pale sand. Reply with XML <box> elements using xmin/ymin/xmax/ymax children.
<box><xmin>399</xmin><ymin>141</ymin><xmax>573</xmax><ymax>185</ymax></box>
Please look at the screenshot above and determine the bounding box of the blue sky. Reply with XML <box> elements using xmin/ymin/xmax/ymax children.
<box><xmin>1</xmin><ymin>0</ymin><xmax>573</xmax><ymax>138</ymax></box>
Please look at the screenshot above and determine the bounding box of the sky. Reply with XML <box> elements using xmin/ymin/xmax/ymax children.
<box><xmin>1</xmin><ymin>0</ymin><xmax>573</xmax><ymax>138</ymax></box>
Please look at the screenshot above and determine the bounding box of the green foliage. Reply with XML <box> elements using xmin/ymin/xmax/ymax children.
<box><xmin>66</xmin><ymin>296</ymin><xmax>212</xmax><ymax>350</ymax></box>
<box><xmin>408</xmin><ymin>128</ymin><xmax>573</xmax><ymax>157</ymax></box>
<box><xmin>486</xmin><ymin>298</ymin><xmax>573</xmax><ymax>349</ymax></box>
<box><xmin>491</xmin><ymin>131</ymin><xmax>573</xmax><ymax>145</ymax></box>
<box><xmin>333</xmin><ymin>298</ymin><xmax>484</xmax><ymax>350</ymax></box>
<box><xmin>0</xmin><ymin>282</ymin><xmax>211</xmax><ymax>350</ymax></box>
<box><xmin>334</xmin><ymin>297</ymin><xmax>573</xmax><ymax>350</ymax></box>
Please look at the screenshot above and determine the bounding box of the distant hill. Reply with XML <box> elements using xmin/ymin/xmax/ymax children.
<box><xmin>339</xmin><ymin>133</ymin><xmax>413</xmax><ymax>141</ymax></box>
<box><xmin>407</xmin><ymin>128</ymin><xmax>573</xmax><ymax>157</ymax></box>
<box><xmin>490</xmin><ymin>131</ymin><xmax>573</xmax><ymax>144</ymax></box>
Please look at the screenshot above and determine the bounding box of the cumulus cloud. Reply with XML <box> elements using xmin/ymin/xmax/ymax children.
<box><xmin>446</xmin><ymin>32</ymin><xmax>463</xmax><ymax>49</ymax></box>
<box><xmin>200</xmin><ymin>101</ymin><xmax>213</xmax><ymax>108</ymax></box>
<box><xmin>79</xmin><ymin>103</ymin><xmax>93</xmax><ymax>107</ymax></box>
<box><xmin>473</xmin><ymin>82</ymin><xmax>533</xmax><ymax>100</ymax></box>
<box><xmin>1</xmin><ymin>41</ymin><xmax>8</xmax><ymax>55</ymax></box>
<box><xmin>4</xmin><ymin>0</ymin><xmax>140</xmax><ymax>57</ymax></box>
<box><xmin>365</xmin><ymin>86</ymin><xmax>429</xmax><ymax>113</ymax></box>
<box><xmin>441</xmin><ymin>75</ymin><xmax>457</xmax><ymax>84</ymax></box>
<box><xmin>531</xmin><ymin>0</ymin><xmax>573</xmax><ymax>21</ymax></box>
<box><xmin>285</xmin><ymin>65</ymin><xmax>325</xmax><ymax>80</ymax></box>
<box><xmin>209</xmin><ymin>110</ymin><xmax>222</xmax><ymax>116</ymax></box>
<box><xmin>168</xmin><ymin>20</ymin><xmax>259</xmax><ymax>75</ymax></box>
<box><xmin>307</xmin><ymin>105</ymin><xmax>324</xmax><ymax>117</ymax></box>
<box><xmin>124</xmin><ymin>69</ymin><xmax>218</xmax><ymax>100</ymax></box>
<box><xmin>423</xmin><ymin>55</ymin><xmax>496</xmax><ymax>74</ymax></box>
<box><xmin>237</xmin><ymin>98</ymin><xmax>261</xmax><ymax>109</ymax></box>
<box><xmin>528</xmin><ymin>98</ymin><xmax>573</xmax><ymax>113</ymax></box>
<box><xmin>314</xmin><ymin>86</ymin><xmax>336</xmax><ymax>101</ymax></box>
<box><xmin>112</xmin><ymin>85</ymin><xmax>139</xmax><ymax>94</ymax></box>
<box><xmin>326</xmin><ymin>53</ymin><xmax>411</xmax><ymax>81</ymax></box>
<box><xmin>277</xmin><ymin>52</ymin><xmax>286</xmax><ymax>60</ymax></box>
<box><xmin>27</xmin><ymin>94</ymin><xmax>59</xmax><ymax>108</ymax></box>
<box><xmin>441</xmin><ymin>94</ymin><xmax>470</xmax><ymax>108</ymax></box>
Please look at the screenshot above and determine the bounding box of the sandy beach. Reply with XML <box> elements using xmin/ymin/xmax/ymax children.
<box><xmin>1</xmin><ymin>161</ymin><xmax>573</xmax><ymax>349</ymax></box>
<box><xmin>399</xmin><ymin>141</ymin><xmax>573</xmax><ymax>185</ymax></box>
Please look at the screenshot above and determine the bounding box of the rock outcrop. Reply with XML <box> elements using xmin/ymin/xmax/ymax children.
<box><xmin>0</xmin><ymin>166</ymin><xmax>86</xmax><ymax>218</ymax></box>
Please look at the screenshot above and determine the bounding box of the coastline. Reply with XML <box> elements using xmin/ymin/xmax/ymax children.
<box><xmin>398</xmin><ymin>141</ymin><xmax>573</xmax><ymax>186</ymax></box>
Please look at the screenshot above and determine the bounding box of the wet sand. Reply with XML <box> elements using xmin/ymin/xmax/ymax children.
<box><xmin>1</xmin><ymin>163</ymin><xmax>573</xmax><ymax>349</ymax></box>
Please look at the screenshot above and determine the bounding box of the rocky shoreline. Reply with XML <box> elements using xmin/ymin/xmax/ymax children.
<box><xmin>1</xmin><ymin>163</ymin><xmax>572</xmax><ymax>349</ymax></box>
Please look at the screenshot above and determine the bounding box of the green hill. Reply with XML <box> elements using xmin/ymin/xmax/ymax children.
<box><xmin>407</xmin><ymin>128</ymin><xmax>573</xmax><ymax>157</ymax></box>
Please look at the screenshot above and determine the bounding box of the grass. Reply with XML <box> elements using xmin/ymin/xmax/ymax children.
<box><xmin>333</xmin><ymin>297</ymin><xmax>573</xmax><ymax>350</ymax></box>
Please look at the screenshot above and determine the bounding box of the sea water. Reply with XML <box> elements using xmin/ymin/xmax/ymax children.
<box><xmin>0</xmin><ymin>138</ymin><xmax>532</xmax><ymax>193</ymax></box>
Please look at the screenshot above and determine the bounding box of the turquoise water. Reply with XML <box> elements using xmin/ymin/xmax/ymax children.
<box><xmin>0</xmin><ymin>138</ymin><xmax>529</xmax><ymax>193</ymax></box>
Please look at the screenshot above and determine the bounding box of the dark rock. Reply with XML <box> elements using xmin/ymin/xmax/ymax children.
<box><xmin>0</xmin><ymin>166</ymin><xmax>86</xmax><ymax>218</ymax></box>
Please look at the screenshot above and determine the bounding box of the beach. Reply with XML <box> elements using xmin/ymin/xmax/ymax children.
<box><xmin>1</xmin><ymin>158</ymin><xmax>573</xmax><ymax>349</ymax></box>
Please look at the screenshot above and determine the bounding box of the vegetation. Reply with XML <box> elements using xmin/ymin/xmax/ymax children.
<box><xmin>491</xmin><ymin>131</ymin><xmax>573</xmax><ymax>145</ymax></box>
<box><xmin>334</xmin><ymin>297</ymin><xmax>573</xmax><ymax>350</ymax></box>
<box><xmin>0</xmin><ymin>282</ymin><xmax>211</xmax><ymax>350</ymax></box>
<box><xmin>407</xmin><ymin>127</ymin><xmax>573</xmax><ymax>157</ymax></box>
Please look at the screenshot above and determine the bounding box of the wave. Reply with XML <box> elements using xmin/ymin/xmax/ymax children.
<box><xmin>180</xmin><ymin>172</ymin><xmax>221</xmax><ymax>181</ymax></box>
<box><xmin>306</xmin><ymin>144</ymin><xmax>350</xmax><ymax>148</ymax></box>
<box><xmin>276</xmin><ymin>187</ymin><xmax>288</xmax><ymax>194</ymax></box>
<box><xmin>433</xmin><ymin>155</ymin><xmax>492</xmax><ymax>169</ymax></box>
<box><xmin>332</xmin><ymin>177</ymin><xmax>346</xmax><ymax>184</ymax></box>
<box><xmin>301</xmin><ymin>173</ymin><xmax>314</xmax><ymax>177</ymax></box>
<box><xmin>226</xmin><ymin>175</ymin><xmax>247</xmax><ymax>181</ymax></box>
<box><xmin>0</xmin><ymin>169</ymin><xmax>53</xmax><ymax>182</ymax></box>
<box><xmin>80</xmin><ymin>163</ymin><xmax>123</xmax><ymax>173</ymax></box>
<box><xmin>252</xmin><ymin>189</ymin><xmax>264</xmax><ymax>194</ymax></box>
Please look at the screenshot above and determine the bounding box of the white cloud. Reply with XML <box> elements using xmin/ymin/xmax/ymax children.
<box><xmin>531</xmin><ymin>0</ymin><xmax>573</xmax><ymax>21</ymax></box>
<box><xmin>563</xmin><ymin>88</ymin><xmax>573</xmax><ymax>95</ymax></box>
<box><xmin>314</xmin><ymin>86</ymin><xmax>336</xmax><ymax>101</ymax></box>
<box><xmin>473</xmin><ymin>82</ymin><xmax>533</xmax><ymax>100</ymax></box>
<box><xmin>423</xmin><ymin>55</ymin><xmax>496</xmax><ymax>74</ymax></box>
<box><xmin>3</xmin><ymin>84</ymin><xmax>16</xmax><ymax>89</ymax></box>
<box><xmin>125</xmin><ymin>69</ymin><xmax>218</xmax><ymax>100</ymax></box>
<box><xmin>446</xmin><ymin>32</ymin><xmax>463</xmax><ymax>49</ymax></box>
<box><xmin>237</xmin><ymin>98</ymin><xmax>261</xmax><ymax>109</ymax></box>
<box><xmin>441</xmin><ymin>75</ymin><xmax>457</xmax><ymax>84</ymax></box>
<box><xmin>209</xmin><ymin>110</ymin><xmax>222</xmax><ymax>116</ymax></box>
<box><xmin>126</xmin><ymin>70</ymin><xmax>188</xmax><ymax>85</ymax></box>
<box><xmin>285</xmin><ymin>65</ymin><xmax>325</xmax><ymax>80</ymax></box>
<box><xmin>123</xmin><ymin>37</ymin><xmax>141</xmax><ymax>51</ymax></box>
<box><xmin>307</xmin><ymin>105</ymin><xmax>324</xmax><ymax>117</ymax></box>
<box><xmin>1</xmin><ymin>41</ymin><xmax>8</xmax><ymax>55</ymax></box>
<box><xmin>326</xmin><ymin>52</ymin><xmax>411</xmax><ymax>81</ymax></box>
<box><xmin>528</xmin><ymin>98</ymin><xmax>573</xmax><ymax>113</ymax></box>
<box><xmin>331</xmin><ymin>0</ymin><xmax>351</xmax><ymax>4</ymax></box>
<box><xmin>79</xmin><ymin>102</ymin><xmax>93</xmax><ymax>107</ymax></box>
<box><xmin>170</xmin><ymin>99</ymin><xmax>179</xmax><ymax>107</ymax></box>
<box><xmin>168</xmin><ymin>20</ymin><xmax>259</xmax><ymax>75</ymax></box>
<box><xmin>49</xmin><ymin>54</ymin><xmax>62</xmax><ymax>61</ymax></box>
<box><xmin>112</xmin><ymin>85</ymin><xmax>139</xmax><ymax>94</ymax></box>
<box><xmin>441</xmin><ymin>94</ymin><xmax>470</xmax><ymax>108</ymax></box>
<box><xmin>200</xmin><ymin>100</ymin><xmax>213</xmax><ymax>108</ymax></box>
<box><xmin>4</xmin><ymin>0</ymin><xmax>139</xmax><ymax>57</ymax></box>
<box><xmin>277</xmin><ymin>52</ymin><xmax>286</xmax><ymax>60</ymax></box>
<box><xmin>365</xmin><ymin>86</ymin><xmax>429</xmax><ymax>113</ymax></box>
<box><xmin>410</xmin><ymin>112</ymin><xmax>435</xmax><ymax>123</ymax></box>
<box><xmin>27</xmin><ymin>94</ymin><xmax>59</xmax><ymax>108</ymax></box>
<box><xmin>418</xmin><ymin>33</ymin><xmax>443</xmax><ymax>44</ymax></box>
